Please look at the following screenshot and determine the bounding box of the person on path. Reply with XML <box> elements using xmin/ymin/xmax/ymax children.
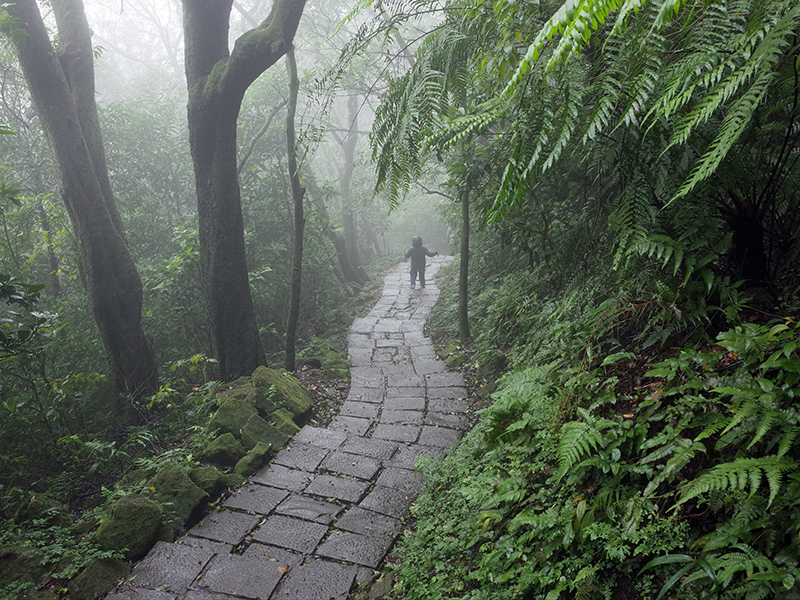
<box><xmin>405</xmin><ymin>235</ymin><xmax>438</xmax><ymax>289</ymax></box>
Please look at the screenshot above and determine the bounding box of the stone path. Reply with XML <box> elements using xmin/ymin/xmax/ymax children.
<box><xmin>108</xmin><ymin>256</ymin><xmax>468</xmax><ymax>600</ymax></box>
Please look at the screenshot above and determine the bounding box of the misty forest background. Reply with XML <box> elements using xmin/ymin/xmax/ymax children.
<box><xmin>2</xmin><ymin>0</ymin><xmax>800</xmax><ymax>599</ymax></box>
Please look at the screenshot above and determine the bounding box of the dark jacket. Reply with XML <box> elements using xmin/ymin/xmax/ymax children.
<box><xmin>405</xmin><ymin>244</ymin><xmax>437</xmax><ymax>267</ymax></box>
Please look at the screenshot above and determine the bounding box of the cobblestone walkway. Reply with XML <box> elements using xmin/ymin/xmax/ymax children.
<box><xmin>108</xmin><ymin>256</ymin><xmax>468</xmax><ymax>600</ymax></box>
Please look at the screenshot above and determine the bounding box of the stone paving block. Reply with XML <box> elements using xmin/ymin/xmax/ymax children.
<box><xmin>425</xmin><ymin>411</ymin><xmax>471</xmax><ymax>430</ymax></box>
<box><xmin>349</xmin><ymin>318</ymin><xmax>377</xmax><ymax>333</ymax></box>
<box><xmin>176</xmin><ymin>535</ymin><xmax>233</xmax><ymax>555</ymax></box>
<box><xmin>413</xmin><ymin>359</ymin><xmax>449</xmax><ymax>376</ymax></box>
<box><xmin>251</xmin><ymin>464</ymin><xmax>312</xmax><ymax>491</ymax></box>
<box><xmin>340</xmin><ymin>436</ymin><xmax>398</xmax><ymax>460</ymax></box>
<box><xmin>426</xmin><ymin>398</ymin><xmax>469</xmax><ymax>413</ymax></box>
<box><xmin>292</xmin><ymin>426</ymin><xmax>348</xmax><ymax>450</ymax></box>
<box><xmin>372</xmin><ymin>348</ymin><xmax>398</xmax><ymax>363</ymax></box>
<box><xmin>126</xmin><ymin>541</ymin><xmax>215</xmax><ymax>592</ymax></box>
<box><xmin>305</xmin><ymin>474</ymin><xmax>370</xmax><ymax>503</ymax></box>
<box><xmin>273</xmin><ymin>443</ymin><xmax>329</xmax><ymax>472</ymax></box>
<box><xmin>375</xmin><ymin>466</ymin><xmax>425</xmax><ymax>494</ymax></box>
<box><xmin>382</xmin><ymin>396</ymin><xmax>425</xmax><ymax>411</ymax></box>
<box><xmin>189</xmin><ymin>510</ymin><xmax>261</xmax><ymax>546</ymax></box>
<box><xmin>346</xmin><ymin>388</ymin><xmax>384</xmax><ymax>403</ymax></box>
<box><xmin>386</xmin><ymin>370</ymin><xmax>425</xmax><ymax>388</ymax></box>
<box><xmin>336</xmin><ymin>506</ymin><xmax>402</xmax><ymax>537</ymax></box>
<box><xmin>275</xmin><ymin>494</ymin><xmax>342</xmax><ymax>524</ymax></box>
<box><xmin>387</xmin><ymin>444</ymin><xmax>446</xmax><ymax>470</ymax></box>
<box><xmin>182</xmin><ymin>590</ymin><xmax>239</xmax><ymax>599</ymax></box>
<box><xmin>359</xmin><ymin>485</ymin><xmax>415</xmax><ymax>519</ymax></box>
<box><xmin>385</xmin><ymin>386</ymin><xmax>425</xmax><ymax>398</ymax></box>
<box><xmin>106</xmin><ymin>589</ymin><xmax>177</xmax><ymax>600</ymax></box>
<box><xmin>273</xmin><ymin>558</ymin><xmax>358</xmax><ymax>600</ymax></box>
<box><xmin>320</xmin><ymin>451</ymin><xmax>381</xmax><ymax>480</ymax></box>
<box><xmin>426</xmin><ymin>386</ymin><xmax>469</xmax><ymax>399</ymax></box>
<box><xmin>315</xmin><ymin>530</ymin><xmax>395</xmax><ymax>568</ymax></box>
<box><xmin>418</xmin><ymin>425</ymin><xmax>463</xmax><ymax>448</ymax></box>
<box><xmin>200</xmin><ymin>544</ymin><xmax>299</xmax><ymax>599</ymax></box>
<box><xmin>372</xmin><ymin>423</ymin><xmax>421</xmax><ymax>443</ymax></box>
<box><xmin>223</xmin><ymin>484</ymin><xmax>289</xmax><ymax>514</ymax></box>
<box><xmin>339</xmin><ymin>401</ymin><xmax>381</xmax><ymax>419</ymax></box>
<box><xmin>252</xmin><ymin>514</ymin><xmax>328</xmax><ymax>553</ymax></box>
<box><xmin>375</xmin><ymin>338</ymin><xmax>403</xmax><ymax>348</ymax></box>
<box><xmin>379</xmin><ymin>408</ymin><xmax>424</xmax><ymax>425</ymax></box>
<box><xmin>328</xmin><ymin>415</ymin><xmax>371</xmax><ymax>435</ymax></box>
<box><xmin>426</xmin><ymin>372</ymin><xmax>466</xmax><ymax>387</ymax></box>
<box><xmin>349</xmin><ymin>368</ymin><xmax>384</xmax><ymax>388</ymax></box>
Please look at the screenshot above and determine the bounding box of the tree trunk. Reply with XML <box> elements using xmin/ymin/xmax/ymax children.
<box><xmin>459</xmin><ymin>185</ymin><xmax>471</xmax><ymax>343</ymax></box>
<box><xmin>340</xmin><ymin>93</ymin><xmax>369</xmax><ymax>281</ymax></box>
<box><xmin>6</xmin><ymin>0</ymin><xmax>158</xmax><ymax>399</ymax></box>
<box><xmin>181</xmin><ymin>0</ymin><xmax>305</xmax><ymax>380</ymax></box>
<box><xmin>284</xmin><ymin>49</ymin><xmax>305</xmax><ymax>372</ymax></box>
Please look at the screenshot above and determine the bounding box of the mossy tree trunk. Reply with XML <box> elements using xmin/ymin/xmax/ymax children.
<box><xmin>181</xmin><ymin>0</ymin><xmax>306</xmax><ymax>380</ymax></box>
<box><xmin>5</xmin><ymin>0</ymin><xmax>158</xmax><ymax>399</ymax></box>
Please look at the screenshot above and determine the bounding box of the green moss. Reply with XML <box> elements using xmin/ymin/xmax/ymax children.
<box><xmin>146</xmin><ymin>467</ymin><xmax>208</xmax><ymax>529</ymax></box>
<box><xmin>189</xmin><ymin>466</ymin><xmax>228</xmax><ymax>498</ymax></box>
<box><xmin>251</xmin><ymin>366</ymin><xmax>313</xmax><ymax>421</ymax></box>
<box><xmin>95</xmin><ymin>495</ymin><xmax>163</xmax><ymax>560</ymax></box>
<box><xmin>208</xmin><ymin>397</ymin><xmax>257</xmax><ymax>436</ymax></box>
<box><xmin>234</xmin><ymin>442</ymin><xmax>273</xmax><ymax>477</ymax></box>
<box><xmin>240</xmin><ymin>414</ymin><xmax>289</xmax><ymax>451</ymax></box>
<box><xmin>199</xmin><ymin>433</ymin><xmax>246</xmax><ymax>467</ymax></box>
<box><xmin>270</xmin><ymin>408</ymin><xmax>301</xmax><ymax>436</ymax></box>
<box><xmin>67</xmin><ymin>558</ymin><xmax>130</xmax><ymax>600</ymax></box>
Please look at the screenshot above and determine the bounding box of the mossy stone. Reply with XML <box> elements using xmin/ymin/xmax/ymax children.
<box><xmin>189</xmin><ymin>466</ymin><xmax>228</xmax><ymax>498</ymax></box>
<box><xmin>208</xmin><ymin>397</ymin><xmax>257</xmax><ymax>436</ymax></box>
<box><xmin>270</xmin><ymin>408</ymin><xmax>301</xmax><ymax>436</ymax></box>
<box><xmin>217</xmin><ymin>384</ymin><xmax>276</xmax><ymax>416</ymax></box>
<box><xmin>298</xmin><ymin>338</ymin><xmax>351</xmax><ymax>370</ymax></box>
<box><xmin>251</xmin><ymin>366</ymin><xmax>313</xmax><ymax>421</ymax></box>
<box><xmin>0</xmin><ymin>545</ymin><xmax>45</xmax><ymax>589</ymax></box>
<box><xmin>95</xmin><ymin>494</ymin><xmax>163</xmax><ymax>560</ymax></box>
<box><xmin>240</xmin><ymin>414</ymin><xmax>289</xmax><ymax>451</ymax></box>
<box><xmin>67</xmin><ymin>558</ymin><xmax>130</xmax><ymax>600</ymax></box>
<box><xmin>147</xmin><ymin>466</ymin><xmax>208</xmax><ymax>529</ymax></box>
<box><xmin>234</xmin><ymin>442</ymin><xmax>273</xmax><ymax>477</ymax></box>
<box><xmin>224</xmin><ymin>473</ymin><xmax>247</xmax><ymax>488</ymax></box>
<box><xmin>200</xmin><ymin>432</ymin><xmax>246</xmax><ymax>467</ymax></box>
<box><xmin>15</xmin><ymin>494</ymin><xmax>72</xmax><ymax>528</ymax></box>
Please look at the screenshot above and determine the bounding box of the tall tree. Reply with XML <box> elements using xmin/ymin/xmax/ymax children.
<box><xmin>3</xmin><ymin>0</ymin><xmax>158</xmax><ymax>399</ymax></box>
<box><xmin>181</xmin><ymin>0</ymin><xmax>306</xmax><ymax>380</ymax></box>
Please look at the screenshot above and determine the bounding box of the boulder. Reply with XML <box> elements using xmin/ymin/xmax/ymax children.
<box><xmin>251</xmin><ymin>366</ymin><xmax>313</xmax><ymax>422</ymax></box>
<box><xmin>15</xmin><ymin>494</ymin><xmax>72</xmax><ymax>528</ymax></box>
<box><xmin>208</xmin><ymin>397</ymin><xmax>257</xmax><ymax>436</ymax></box>
<box><xmin>95</xmin><ymin>494</ymin><xmax>162</xmax><ymax>560</ymax></box>
<box><xmin>0</xmin><ymin>545</ymin><xmax>45</xmax><ymax>592</ymax></box>
<box><xmin>270</xmin><ymin>408</ymin><xmax>301</xmax><ymax>436</ymax></box>
<box><xmin>234</xmin><ymin>442</ymin><xmax>273</xmax><ymax>477</ymax></box>
<box><xmin>217</xmin><ymin>384</ymin><xmax>277</xmax><ymax>416</ymax></box>
<box><xmin>67</xmin><ymin>558</ymin><xmax>130</xmax><ymax>600</ymax></box>
<box><xmin>224</xmin><ymin>473</ymin><xmax>247</xmax><ymax>489</ymax></box>
<box><xmin>147</xmin><ymin>467</ymin><xmax>208</xmax><ymax>529</ymax></box>
<box><xmin>189</xmin><ymin>466</ymin><xmax>228</xmax><ymax>498</ymax></box>
<box><xmin>200</xmin><ymin>433</ymin><xmax>246</xmax><ymax>467</ymax></box>
<box><xmin>240</xmin><ymin>414</ymin><xmax>289</xmax><ymax>451</ymax></box>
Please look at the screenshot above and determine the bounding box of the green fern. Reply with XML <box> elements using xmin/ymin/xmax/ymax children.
<box><xmin>555</xmin><ymin>407</ymin><xmax>617</xmax><ymax>481</ymax></box>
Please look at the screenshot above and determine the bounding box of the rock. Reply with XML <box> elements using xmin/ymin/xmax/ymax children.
<box><xmin>240</xmin><ymin>414</ymin><xmax>289</xmax><ymax>451</ymax></box>
<box><xmin>234</xmin><ymin>442</ymin><xmax>273</xmax><ymax>477</ymax></box>
<box><xmin>147</xmin><ymin>467</ymin><xmax>208</xmax><ymax>529</ymax></box>
<box><xmin>0</xmin><ymin>545</ymin><xmax>45</xmax><ymax>591</ymax></box>
<box><xmin>217</xmin><ymin>384</ymin><xmax>276</xmax><ymax>416</ymax></box>
<box><xmin>67</xmin><ymin>558</ymin><xmax>130</xmax><ymax>600</ymax></box>
<box><xmin>252</xmin><ymin>366</ymin><xmax>313</xmax><ymax>422</ymax></box>
<box><xmin>200</xmin><ymin>433</ymin><xmax>246</xmax><ymax>467</ymax></box>
<box><xmin>224</xmin><ymin>473</ymin><xmax>247</xmax><ymax>489</ymax></box>
<box><xmin>208</xmin><ymin>397</ymin><xmax>257</xmax><ymax>436</ymax></box>
<box><xmin>95</xmin><ymin>494</ymin><xmax>163</xmax><ymax>560</ymax></box>
<box><xmin>15</xmin><ymin>494</ymin><xmax>72</xmax><ymax>528</ymax></box>
<box><xmin>270</xmin><ymin>408</ymin><xmax>301</xmax><ymax>436</ymax></box>
<box><xmin>189</xmin><ymin>466</ymin><xmax>228</xmax><ymax>498</ymax></box>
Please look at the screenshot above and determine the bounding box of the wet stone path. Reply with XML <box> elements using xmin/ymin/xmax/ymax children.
<box><xmin>108</xmin><ymin>256</ymin><xmax>468</xmax><ymax>600</ymax></box>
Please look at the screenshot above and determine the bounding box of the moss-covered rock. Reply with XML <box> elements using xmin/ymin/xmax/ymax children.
<box><xmin>224</xmin><ymin>473</ymin><xmax>247</xmax><ymax>488</ymax></box>
<box><xmin>147</xmin><ymin>467</ymin><xmax>208</xmax><ymax>529</ymax></box>
<box><xmin>199</xmin><ymin>432</ymin><xmax>246</xmax><ymax>467</ymax></box>
<box><xmin>298</xmin><ymin>337</ymin><xmax>351</xmax><ymax>371</ymax></box>
<box><xmin>240</xmin><ymin>414</ymin><xmax>289</xmax><ymax>451</ymax></box>
<box><xmin>14</xmin><ymin>494</ymin><xmax>72</xmax><ymax>528</ymax></box>
<box><xmin>234</xmin><ymin>442</ymin><xmax>273</xmax><ymax>477</ymax></box>
<box><xmin>0</xmin><ymin>545</ymin><xmax>45</xmax><ymax>591</ymax></box>
<box><xmin>208</xmin><ymin>397</ymin><xmax>257</xmax><ymax>437</ymax></box>
<box><xmin>95</xmin><ymin>494</ymin><xmax>163</xmax><ymax>560</ymax></box>
<box><xmin>251</xmin><ymin>366</ymin><xmax>313</xmax><ymax>421</ymax></box>
<box><xmin>270</xmin><ymin>408</ymin><xmax>301</xmax><ymax>436</ymax></box>
<box><xmin>67</xmin><ymin>558</ymin><xmax>130</xmax><ymax>600</ymax></box>
<box><xmin>189</xmin><ymin>466</ymin><xmax>228</xmax><ymax>498</ymax></box>
<box><xmin>217</xmin><ymin>384</ymin><xmax>277</xmax><ymax>416</ymax></box>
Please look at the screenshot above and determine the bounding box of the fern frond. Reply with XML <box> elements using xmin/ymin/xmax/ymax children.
<box><xmin>555</xmin><ymin>407</ymin><xmax>617</xmax><ymax>481</ymax></box>
<box><xmin>675</xmin><ymin>455</ymin><xmax>797</xmax><ymax>508</ymax></box>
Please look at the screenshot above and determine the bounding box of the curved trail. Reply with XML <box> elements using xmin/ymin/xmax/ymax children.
<box><xmin>108</xmin><ymin>256</ymin><xmax>468</xmax><ymax>600</ymax></box>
